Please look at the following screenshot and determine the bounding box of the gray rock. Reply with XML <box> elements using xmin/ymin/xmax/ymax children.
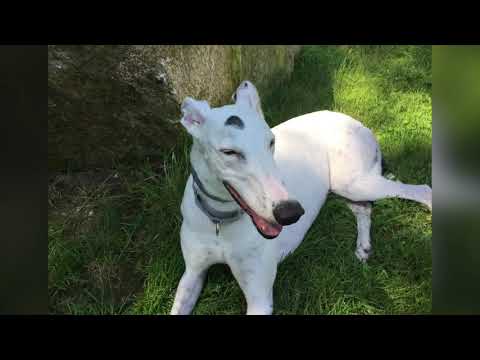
<box><xmin>48</xmin><ymin>45</ymin><xmax>300</xmax><ymax>172</ymax></box>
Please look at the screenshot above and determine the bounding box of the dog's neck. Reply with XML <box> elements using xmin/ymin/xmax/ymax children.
<box><xmin>190</xmin><ymin>140</ymin><xmax>239</xmax><ymax>212</ymax></box>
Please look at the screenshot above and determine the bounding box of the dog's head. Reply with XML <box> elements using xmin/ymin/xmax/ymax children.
<box><xmin>180</xmin><ymin>80</ymin><xmax>304</xmax><ymax>239</ymax></box>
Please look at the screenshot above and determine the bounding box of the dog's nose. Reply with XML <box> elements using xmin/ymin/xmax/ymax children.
<box><xmin>273</xmin><ymin>200</ymin><xmax>305</xmax><ymax>226</ymax></box>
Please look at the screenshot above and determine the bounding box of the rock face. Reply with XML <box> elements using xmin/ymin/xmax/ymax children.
<box><xmin>48</xmin><ymin>45</ymin><xmax>300</xmax><ymax>172</ymax></box>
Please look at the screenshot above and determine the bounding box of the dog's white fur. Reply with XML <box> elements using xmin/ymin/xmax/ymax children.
<box><xmin>171</xmin><ymin>81</ymin><xmax>432</xmax><ymax>315</ymax></box>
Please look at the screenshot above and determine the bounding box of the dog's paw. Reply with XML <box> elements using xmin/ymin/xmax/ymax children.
<box><xmin>420</xmin><ymin>184</ymin><xmax>432</xmax><ymax>212</ymax></box>
<box><xmin>355</xmin><ymin>245</ymin><xmax>371</xmax><ymax>263</ymax></box>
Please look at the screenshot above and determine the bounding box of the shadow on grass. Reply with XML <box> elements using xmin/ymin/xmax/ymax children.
<box><xmin>261</xmin><ymin>45</ymin><xmax>347</xmax><ymax>126</ymax></box>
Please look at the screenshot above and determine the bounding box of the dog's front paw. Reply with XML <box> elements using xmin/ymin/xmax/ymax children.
<box><xmin>355</xmin><ymin>245</ymin><xmax>371</xmax><ymax>263</ymax></box>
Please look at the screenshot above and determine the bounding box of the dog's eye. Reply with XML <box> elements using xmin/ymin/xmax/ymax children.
<box><xmin>221</xmin><ymin>149</ymin><xmax>240</xmax><ymax>157</ymax></box>
<box><xmin>270</xmin><ymin>139</ymin><xmax>275</xmax><ymax>148</ymax></box>
<box><xmin>220</xmin><ymin>148</ymin><xmax>245</xmax><ymax>160</ymax></box>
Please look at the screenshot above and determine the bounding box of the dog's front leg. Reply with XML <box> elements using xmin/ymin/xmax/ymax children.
<box><xmin>170</xmin><ymin>268</ymin><xmax>207</xmax><ymax>315</ymax></box>
<box><xmin>230</xmin><ymin>257</ymin><xmax>277</xmax><ymax>315</ymax></box>
<box><xmin>245</xmin><ymin>292</ymin><xmax>274</xmax><ymax>315</ymax></box>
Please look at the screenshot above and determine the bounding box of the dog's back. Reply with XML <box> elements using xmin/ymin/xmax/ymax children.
<box><xmin>271</xmin><ymin>110</ymin><xmax>382</xmax><ymax>259</ymax></box>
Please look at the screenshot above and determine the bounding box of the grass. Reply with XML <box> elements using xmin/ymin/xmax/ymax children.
<box><xmin>48</xmin><ymin>45</ymin><xmax>432</xmax><ymax>315</ymax></box>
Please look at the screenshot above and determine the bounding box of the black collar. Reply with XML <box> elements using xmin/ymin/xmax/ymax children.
<box><xmin>191</xmin><ymin>166</ymin><xmax>232</xmax><ymax>203</ymax></box>
<box><xmin>191</xmin><ymin>166</ymin><xmax>244</xmax><ymax>228</ymax></box>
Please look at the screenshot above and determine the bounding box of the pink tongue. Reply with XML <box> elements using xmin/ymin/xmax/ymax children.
<box><xmin>250</xmin><ymin>213</ymin><xmax>282</xmax><ymax>238</ymax></box>
<box><xmin>225</xmin><ymin>183</ymin><xmax>283</xmax><ymax>238</ymax></box>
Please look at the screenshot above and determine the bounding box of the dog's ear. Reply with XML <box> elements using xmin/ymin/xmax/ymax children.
<box><xmin>180</xmin><ymin>97</ymin><xmax>210</xmax><ymax>139</ymax></box>
<box><xmin>233</xmin><ymin>80</ymin><xmax>265</xmax><ymax>120</ymax></box>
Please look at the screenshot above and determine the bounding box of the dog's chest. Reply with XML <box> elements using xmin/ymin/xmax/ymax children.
<box><xmin>182</xmin><ymin>215</ymin><xmax>268</xmax><ymax>267</ymax></box>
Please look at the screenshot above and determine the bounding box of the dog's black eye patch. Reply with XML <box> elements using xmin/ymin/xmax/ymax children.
<box><xmin>225</xmin><ymin>115</ymin><xmax>244</xmax><ymax>129</ymax></box>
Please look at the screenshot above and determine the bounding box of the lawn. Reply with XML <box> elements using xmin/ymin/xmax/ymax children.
<box><xmin>48</xmin><ymin>45</ymin><xmax>432</xmax><ymax>315</ymax></box>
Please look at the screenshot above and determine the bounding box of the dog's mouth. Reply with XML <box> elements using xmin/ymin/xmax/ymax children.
<box><xmin>223</xmin><ymin>181</ymin><xmax>283</xmax><ymax>239</ymax></box>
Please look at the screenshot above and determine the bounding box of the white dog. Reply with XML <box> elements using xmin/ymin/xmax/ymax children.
<box><xmin>170</xmin><ymin>80</ymin><xmax>432</xmax><ymax>315</ymax></box>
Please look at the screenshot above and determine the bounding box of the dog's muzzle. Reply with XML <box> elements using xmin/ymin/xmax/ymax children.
<box><xmin>273</xmin><ymin>200</ymin><xmax>305</xmax><ymax>226</ymax></box>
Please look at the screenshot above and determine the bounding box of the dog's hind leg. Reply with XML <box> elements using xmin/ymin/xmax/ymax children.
<box><xmin>328</xmin><ymin>120</ymin><xmax>431</xmax><ymax>211</ymax></box>
<box><xmin>338</xmin><ymin>174</ymin><xmax>432</xmax><ymax>211</ymax></box>
<box><xmin>346</xmin><ymin>201</ymin><xmax>373</xmax><ymax>262</ymax></box>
